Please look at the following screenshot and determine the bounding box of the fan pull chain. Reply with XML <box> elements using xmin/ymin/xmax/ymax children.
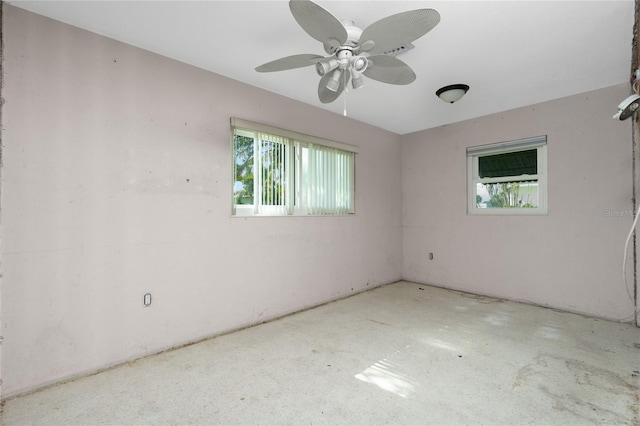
<box><xmin>343</xmin><ymin>93</ymin><xmax>347</xmax><ymax>117</ymax></box>
<box><xmin>343</xmin><ymin>70</ymin><xmax>348</xmax><ymax>117</ymax></box>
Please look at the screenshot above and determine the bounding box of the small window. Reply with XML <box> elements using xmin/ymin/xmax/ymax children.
<box><xmin>231</xmin><ymin>118</ymin><xmax>356</xmax><ymax>216</ymax></box>
<box><xmin>467</xmin><ymin>136</ymin><xmax>547</xmax><ymax>215</ymax></box>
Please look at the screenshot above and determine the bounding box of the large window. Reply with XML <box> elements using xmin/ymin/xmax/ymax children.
<box><xmin>467</xmin><ymin>136</ymin><xmax>547</xmax><ymax>215</ymax></box>
<box><xmin>231</xmin><ymin>118</ymin><xmax>356</xmax><ymax>216</ymax></box>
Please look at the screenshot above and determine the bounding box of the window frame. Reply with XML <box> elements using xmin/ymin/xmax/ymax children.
<box><xmin>231</xmin><ymin>118</ymin><xmax>357</xmax><ymax>217</ymax></box>
<box><xmin>467</xmin><ymin>136</ymin><xmax>548</xmax><ymax>216</ymax></box>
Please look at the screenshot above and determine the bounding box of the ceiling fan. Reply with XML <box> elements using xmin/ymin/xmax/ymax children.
<box><xmin>255</xmin><ymin>0</ymin><xmax>441</xmax><ymax>104</ymax></box>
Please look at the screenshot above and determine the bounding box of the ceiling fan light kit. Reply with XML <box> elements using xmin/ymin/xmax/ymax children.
<box><xmin>436</xmin><ymin>84</ymin><xmax>470</xmax><ymax>103</ymax></box>
<box><xmin>256</xmin><ymin>0</ymin><xmax>441</xmax><ymax>104</ymax></box>
<box><xmin>326</xmin><ymin>70</ymin><xmax>342</xmax><ymax>92</ymax></box>
<box><xmin>351</xmin><ymin>56</ymin><xmax>368</xmax><ymax>73</ymax></box>
<box><xmin>315</xmin><ymin>58</ymin><xmax>339</xmax><ymax>76</ymax></box>
<box><xmin>351</xmin><ymin>71</ymin><xmax>365</xmax><ymax>90</ymax></box>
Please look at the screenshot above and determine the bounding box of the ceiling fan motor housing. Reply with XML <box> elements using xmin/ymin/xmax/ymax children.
<box><xmin>342</xmin><ymin>20</ymin><xmax>363</xmax><ymax>48</ymax></box>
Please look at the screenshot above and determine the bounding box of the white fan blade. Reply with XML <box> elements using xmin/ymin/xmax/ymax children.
<box><xmin>363</xmin><ymin>56</ymin><xmax>416</xmax><ymax>85</ymax></box>
<box><xmin>289</xmin><ymin>0</ymin><xmax>348</xmax><ymax>48</ymax></box>
<box><xmin>256</xmin><ymin>54</ymin><xmax>324</xmax><ymax>72</ymax></box>
<box><xmin>360</xmin><ymin>9</ymin><xmax>440</xmax><ymax>54</ymax></box>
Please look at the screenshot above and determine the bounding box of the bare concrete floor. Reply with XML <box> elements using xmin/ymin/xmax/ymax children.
<box><xmin>2</xmin><ymin>281</ymin><xmax>639</xmax><ymax>425</ymax></box>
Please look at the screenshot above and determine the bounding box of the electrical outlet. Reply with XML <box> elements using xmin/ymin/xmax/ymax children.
<box><xmin>143</xmin><ymin>293</ymin><xmax>152</xmax><ymax>306</ymax></box>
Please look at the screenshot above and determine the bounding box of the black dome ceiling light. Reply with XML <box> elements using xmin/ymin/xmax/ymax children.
<box><xmin>436</xmin><ymin>84</ymin><xmax>469</xmax><ymax>103</ymax></box>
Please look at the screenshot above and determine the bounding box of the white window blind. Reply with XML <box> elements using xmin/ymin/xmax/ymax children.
<box><xmin>231</xmin><ymin>118</ymin><xmax>358</xmax><ymax>153</ymax></box>
<box><xmin>466</xmin><ymin>135</ymin><xmax>547</xmax><ymax>156</ymax></box>
<box><xmin>306</xmin><ymin>143</ymin><xmax>354</xmax><ymax>215</ymax></box>
<box><xmin>231</xmin><ymin>118</ymin><xmax>356</xmax><ymax>217</ymax></box>
<box><xmin>256</xmin><ymin>132</ymin><xmax>290</xmax><ymax>216</ymax></box>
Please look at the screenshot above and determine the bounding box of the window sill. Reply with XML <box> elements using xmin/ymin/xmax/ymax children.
<box><xmin>468</xmin><ymin>208</ymin><xmax>548</xmax><ymax>216</ymax></box>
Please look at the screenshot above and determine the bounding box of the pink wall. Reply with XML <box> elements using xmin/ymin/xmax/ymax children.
<box><xmin>402</xmin><ymin>84</ymin><xmax>637</xmax><ymax>323</ymax></box>
<box><xmin>1</xmin><ymin>6</ymin><xmax>402</xmax><ymax>397</ymax></box>
<box><xmin>3</xmin><ymin>5</ymin><xmax>637</xmax><ymax>399</ymax></box>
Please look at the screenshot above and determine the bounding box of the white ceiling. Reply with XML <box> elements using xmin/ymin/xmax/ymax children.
<box><xmin>8</xmin><ymin>0</ymin><xmax>636</xmax><ymax>135</ymax></box>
